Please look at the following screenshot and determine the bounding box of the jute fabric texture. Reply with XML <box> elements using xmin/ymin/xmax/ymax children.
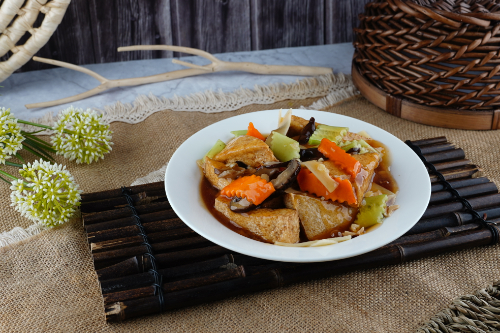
<box><xmin>0</xmin><ymin>95</ymin><xmax>499</xmax><ymax>332</ymax></box>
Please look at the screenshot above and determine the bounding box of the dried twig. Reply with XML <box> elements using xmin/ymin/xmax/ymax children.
<box><xmin>26</xmin><ymin>45</ymin><xmax>333</xmax><ymax>109</ymax></box>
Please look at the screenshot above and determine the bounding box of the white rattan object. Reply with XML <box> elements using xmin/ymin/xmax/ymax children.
<box><xmin>0</xmin><ymin>0</ymin><xmax>70</xmax><ymax>82</ymax></box>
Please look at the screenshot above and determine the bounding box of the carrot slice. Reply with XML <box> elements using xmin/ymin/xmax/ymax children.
<box><xmin>297</xmin><ymin>168</ymin><xmax>357</xmax><ymax>205</ymax></box>
<box><xmin>318</xmin><ymin>138</ymin><xmax>361</xmax><ymax>178</ymax></box>
<box><xmin>220</xmin><ymin>175</ymin><xmax>275</xmax><ymax>205</ymax></box>
<box><xmin>246</xmin><ymin>122</ymin><xmax>265</xmax><ymax>141</ymax></box>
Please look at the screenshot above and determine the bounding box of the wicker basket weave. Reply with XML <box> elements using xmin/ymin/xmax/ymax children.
<box><xmin>0</xmin><ymin>0</ymin><xmax>70</xmax><ymax>83</ymax></box>
<box><xmin>353</xmin><ymin>0</ymin><xmax>500</xmax><ymax>130</ymax></box>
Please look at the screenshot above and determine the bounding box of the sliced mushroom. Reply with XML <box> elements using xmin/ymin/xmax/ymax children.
<box><xmin>298</xmin><ymin>117</ymin><xmax>316</xmax><ymax>144</ymax></box>
<box><xmin>217</xmin><ymin>169</ymin><xmax>247</xmax><ymax>179</ymax></box>
<box><xmin>271</xmin><ymin>159</ymin><xmax>301</xmax><ymax>191</ymax></box>
<box><xmin>215</xmin><ymin>163</ymin><xmax>255</xmax><ymax>179</ymax></box>
<box><xmin>230</xmin><ymin>197</ymin><xmax>256</xmax><ymax>213</ymax></box>
<box><xmin>299</xmin><ymin>148</ymin><xmax>324</xmax><ymax>162</ymax></box>
<box><xmin>236</xmin><ymin>161</ymin><xmax>248</xmax><ymax>168</ymax></box>
<box><xmin>262</xmin><ymin>161</ymin><xmax>289</xmax><ymax>169</ymax></box>
<box><xmin>254</xmin><ymin>166</ymin><xmax>280</xmax><ymax>179</ymax></box>
<box><xmin>347</xmin><ymin>147</ymin><xmax>360</xmax><ymax>155</ymax></box>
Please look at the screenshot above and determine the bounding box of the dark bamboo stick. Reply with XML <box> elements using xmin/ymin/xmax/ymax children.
<box><xmin>406</xmin><ymin>206</ymin><xmax>500</xmax><ymax>235</ymax></box>
<box><xmin>433</xmin><ymin>159</ymin><xmax>470</xmax><ymax>171</ymax></box>
<box><xmin>105</xmin><ymin>227</ymin><xmax>498</xmax><ymax>321</ymax></box>
<box><xmin>411</xmin><ymin>137</ymin><xmax>447</xmax><ymax>147</ymax></box>
<box><xmin>81</xmin><ymin>192</ymin><xmax>148</xmax><ymax>213</ymax></box>
<box><xmin>430</xmin><ymin>165</ymin><xmax>479</xmax><ymax>183</ymax></box>
<box><xmin>278</xmin><ymin>228</ymin><xmax>495</xmax><ymax>287</ymax></box>
<box><xmin>137</xmin><ymin>245</ymin><xmax>230</xmax><ymax>271</ymax></box>
<box><xmin>81</xmin><ymin>188</ymin><xmax>166</xmax><ymax>214</ymax></box>
<box><xmin>87</xmin><ymin>218</ymin><xmax>187</xmax><ymax>244</ymax></box>
<box><xmin>422</xmin><ymin>193</ymin><xmax>500</xmax><ymax>219</ymax></box>
<box><xmin>97</xmin><ymin>257</ymin><xmax>140</xmax><ymax>280</ymax></box>
<box><xmin>429</xmin><ymin>182</ymin><xmax>498</xmax><ymax>204</ymax></box>
<box><xmin>92</xmin><ymin>236</ymin><xmax>212</xmax><ymax>265</ymax></box>
<box><xmin>431</xmin><ymin>177</ymin><xmax>490</xmax><ymax>192</ymax></box>
<box><xmin>103</xmin><ymin>266</ymin><xmax>246</xmax><ymax>304</ymax></box>
<box><xmin>424</xmin><ymin>148</ymin><xmax>465</xmax><ymax>164</ymax></box>
<box><xmin>82</xmin><ymin>201</ymin><xmax>172</xmax><ymax>225</ymax></box>
<box><xmin>96</xmin><ymin>245</ymin><xmax>229</xmax><ymax>280</ymax></box>
<box><xmin>100</xmin><ymin>255</ymin><xmax>234</xmax><ymax>294</ymax></box>
<box><xmin>81</xmin><ymin>181</ymin><xmax>166</xmax><ymax>202</ymax></box>
<box><xmin>387</xmin><ymin>223</ymin><xmax>481</xmax><ymax>246</ymax></box>
<box><xmin>105</xmin><ymin>270</ymin><xmax>279</xmax><ymax>322</ymax></box>
<box><xmin>90</xmin><ymin>228</ymin><xmax>202</xmax><ymax>253</ymax></box>
<box><xmin>85</xmin><ymin>209</ymin><xmax>178</xmax><ymax>233</ymax></box>
<box><xmin>419</xmin><ymin>143</ymin><xmax>455</xmax><ymax>155</ymax></box>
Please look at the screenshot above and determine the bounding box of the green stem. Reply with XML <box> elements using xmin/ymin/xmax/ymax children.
<box><xmin>17</xmin><ymin>120</ymin><xmax>53</xmax><ymax>130</ymax></box>
<box><xmin>0</xmin><ymin>169</ymin><xmax>18</xmax><ymax>181</ymax></box>
<box><xmin>24</xmin><ymin>138</ymin><xmax>57</xmax><ymax>154</ymax></box>
<box><xmin>22</xmin><ymin>129</ymin><xmax>46</xmax><ymax>135</ymax></box>
<box><xmin>0</xmin><ymin>175</ymin><xmax>12</xmax><ymax>184</ymax></box>
<box><xmin>22</xmin><ymin>143</ymin><xmax>53</xmax><ymax>162</ymax></box>
<box><xmin>14</xmin><ymin>153</ymin><xmax>25</xmax><ymax>164</ymax></box>
<box><xmin>22</xmin><ymin>132</ymin><xmax>54</xmax><ymax>148</ymax></box>
<box><xmin>19</xmin><ymin>120</ymin><xmax>77</xmax><ymax>136</ymax></box>
<box><xmin>5</xmin><ymin>161</ymin><xmax>23</xmax><ymax>168</ymax></box>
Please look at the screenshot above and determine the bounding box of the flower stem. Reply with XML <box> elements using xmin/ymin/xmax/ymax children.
<box><xmin>0</xmin><ymin>175</ymin><xmax>11</xmax><ymax>184</ymax></box>
<box><xmin>17</xmin><ymin>120</ymin><xmax>53</xmax><ymax>130</ymax></box>
<box><xmin>0</xmin><ymin>169</ymin><xmax>18</xmax><ymax>181</ymax></box>
<box><xmin>5</xmin><ymin>161</ymin><xmax>23</xmax><ymax>168</ymax></box>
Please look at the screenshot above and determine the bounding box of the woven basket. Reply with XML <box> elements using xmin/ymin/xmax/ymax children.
<box><xmin>0</xmin><ymin>0</ymin><xmax>70</xmax><ymax>83</ymax></box>
<box><xmin>352</xmin><ymin>0</ymin><xmax>500</xmax><ymax>130</ymax></box>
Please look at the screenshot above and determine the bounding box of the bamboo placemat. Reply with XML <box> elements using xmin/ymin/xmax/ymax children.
<box><xmin>1</xmin><ymin>94</ymin><xmax>500</xmax><ymax>332</ymax></box>
<box><xmin>80</xmin><ymin>136</ymin><xmax>500</xmax><ymax>322</ymax></box>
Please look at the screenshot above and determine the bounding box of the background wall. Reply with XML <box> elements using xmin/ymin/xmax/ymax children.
<box><xmin>4</xmin><ymin>0</ymin><xmax>370</xmax><ymax>72</ymax></box>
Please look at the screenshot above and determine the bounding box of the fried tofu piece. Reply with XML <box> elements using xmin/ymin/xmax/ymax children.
<box><xmin>214</xmin><ymin>196</ymin><xmax>300</xmax><ymax>243</ymax></box>
<box><xmin>343</xmin><ymin>132</ymin><xmax>366</xmax><ymax>141</ymax></box>
<box><xmin>287</xmin><ymin>115</ymin><xmax>320</xmax><ymax>137</ymax></box>
<box><xmin>323</xmin><ymin>152</ymin><xmax>380</xmax><ymax>206</ymax></box>
<box><xmin>203</xmin><ymin>157</ymin><xmax>232</xmax><ymax>190</ymax></box>
<box><xmin>284</xmin><ymin>192</ymin><xmax>357</xmax><ymax>240</ymax></box>
<box><xmin>213</xmin><ymin>135</ymin><xmax>278</xmax><ymax>168</ymax></box>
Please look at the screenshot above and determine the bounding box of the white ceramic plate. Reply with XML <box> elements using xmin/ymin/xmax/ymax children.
<box><xmin>165</xmin><ymin>109</ymin><xmax>430</xmax><ymax>263</ymax></box>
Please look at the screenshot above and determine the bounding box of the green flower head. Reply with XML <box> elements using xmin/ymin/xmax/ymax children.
<box><xmin>52</xmin><ymin>106</ymin><xmax>113</xmax><ymax>164</ymax></box>
<box><xmin>0</xmin><ymin>107</ymin><xmax>24</xmax><ymax>164</ymax></box>
<box><xmin>10</xmin><ymin>160</ymin><xmax>82</xmax><ymax>227</ymax></box>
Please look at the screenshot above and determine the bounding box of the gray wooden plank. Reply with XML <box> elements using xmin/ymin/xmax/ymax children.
<box><xmin>170</xmin><ymin>0</ymin><xmax>251</xmax><ymax>57</ymax></box>
<box><xmin>325</xmin><ymin>0</ymin><xmax>371</xmax><ymax>44</ymax></box>
<box><xmin>89</xmin><ymin>0</ymin><xmax>166</xmax><ymax>63</ymax></box>
<box><xmin>250</xmin><ymin>0</ymin><xmax>324</xmax><ymax>50</ymax></box>
<box><xmin>154</xmin><ymin>0</ymin><xmax>173</xmax><ymax>59</ymax></box>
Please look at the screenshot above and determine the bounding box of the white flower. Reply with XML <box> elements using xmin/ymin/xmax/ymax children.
<box><xmin>0</xmin><ymin>107</ymin><xmax>24</xmax><ymax>164</ymax></box>
<box><xmin>10</xmin><ymin>160</ymin><xmax>82</xmax><ymax>227</ymax></box>
<box><xmin>51</xmin><ymin>106</ymin><xmax>113</xmax><ymax>164</ymax></box>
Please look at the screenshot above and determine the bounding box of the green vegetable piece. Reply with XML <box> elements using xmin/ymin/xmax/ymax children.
<box><xmin>340</xmin><ymin>140</ymin><xmax>361</xmax><ymax>152</ymax></box>
<box><xmin>268</xmin><ymin>132</ymin><xmax>300</xmax><ymax>162</ymax></box>
<box><xmin>355</xmin><ymin>194</ymin><xmax>388</xmax><ymax>228</ymax></box>
<box><xmin>230</xmin><ymin>130</ymin><xmax>247</xmax><ymax>137</ymax></box>
<box><xmin>308</xmin><ymin>124</ymin><xmax>348</xmax><ymax>146</ymax></box>
<box><xmin>358</xmin><ymin>139</ymin><xmax>380</xmax><ymax>155</ymax></box>
<box><xmin>204</xmin><ymin>139</ymin><xmax>226</xmax><ymax>160</ymax></box>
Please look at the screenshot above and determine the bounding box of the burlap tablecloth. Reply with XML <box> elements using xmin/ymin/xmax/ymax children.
<box><xmin>1</xmin><ymin>92</ymin><xmax>499</xmax><ymax>332</ymax></box>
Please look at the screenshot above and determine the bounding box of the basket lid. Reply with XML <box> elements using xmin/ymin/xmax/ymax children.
<box><xmin>394</xmin><ymin>0</ymin><xmax>500</xmax><ymax>27</ymax></box>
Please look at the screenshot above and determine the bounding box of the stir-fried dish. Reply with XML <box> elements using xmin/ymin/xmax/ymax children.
<box><xmin>198</xmin><ymin>110</ymin><xmax>399</xmax><ymax>247</ymax></box>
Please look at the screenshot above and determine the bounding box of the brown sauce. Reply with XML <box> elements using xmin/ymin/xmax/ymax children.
<box><xmin>200</xmin><ymin>177</ymin><xmax>269</xmax><ymax>243</ymax></box>
<box><xmin>367</xmin><ymin>139</ymin><xmax>399</xmax><ymax>194</ymax></box>
<box><xmin>200</xmin><ymin>138</ymin><xmax>398</xmax><ymax>244</ymax></box>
